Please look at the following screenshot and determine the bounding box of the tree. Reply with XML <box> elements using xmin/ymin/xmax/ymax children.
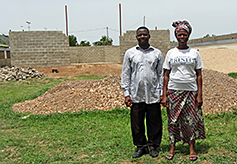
<box><xmin>69</xmin><ymin>35</ymin><xmax>77</xmax><ymax>46</ymax></box>
<box><xmin>78</xmin><ymin>40</ymin><xmax>91</xmax><ymax>46</ymax></box>
<box><xmin>0</xmin><ymin>34</ymin><xmax>9</xmax><ymax>45</ymax></box>
<box><xmin>203</xmin><ymin>34</ymin><xmax>211</xmax><ymax>38</ymax></box>
<box><xmin>93</xmin><ymin>36</ymin><xmax>113</xmax><ymax>46</ymax></box>
<box><xmin>92</xmin><ymin>40</ymin><xmax>103</xmax><ymax>46</ymax></box>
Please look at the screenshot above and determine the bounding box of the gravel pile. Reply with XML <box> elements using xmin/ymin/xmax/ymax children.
<box><xmin>0</xmin><ymin>66</ymin><xmax>45</xmax><ymax>81</ymax></box>
<box><xmin>13</xmin><ymin>69</ymin><xmax>237</xmax><ymax>115</ymax></box>
<box><xmin>202</xmin><ymin>69</ymin><xmax>237</xmax><ymax>114</ymax></box>
<box><xmin>13</xmin><ymin>75</ymin><xmax>124</xmax><ymax>115</ymax></box>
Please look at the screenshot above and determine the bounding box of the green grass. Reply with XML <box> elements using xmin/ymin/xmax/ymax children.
<box><xmin>0</xmin><ymin>76</ymin><xmax>237</xmax><ymax>163</ymax></box>
<box><xmin>228</xmin><ymin>72</ymin><xmax>237</xmax><ymax>79</ymax></box>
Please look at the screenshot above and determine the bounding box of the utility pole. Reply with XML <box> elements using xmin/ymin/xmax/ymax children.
<box><xmin>143</xmin><ymin>16</ymin><xmax>145</xmax><ymax>26</ymax></box>
<box><xmin>119</xmin><ymin>3</ymin><xmax>122</xmax><ymax>36</ymax></box>
<box><xmin>65</xmin><ymin>5</ymin><xmax>68</xmax><ymax>36</ymax></box>
<box><xmin>106</xmin><ymin>26</ymin><xmax>109</xmax><ymax>45</ymax></box>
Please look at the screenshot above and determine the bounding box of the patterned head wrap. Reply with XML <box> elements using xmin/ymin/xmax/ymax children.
<box><xmin>172</xmin><ymin>20</ymin><xmax>192</xmax><ymax>35</ymax></box>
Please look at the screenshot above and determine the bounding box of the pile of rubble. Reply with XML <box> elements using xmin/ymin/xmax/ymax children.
<box><xmin>0</xmin><ymin>66</ymin><xmax>45</xmax><ymax>82</ymax></box>
<box><xmin>13</xmin><ymin>74</ymin><xmax>124</xmax><ymax>115</ymax></box>
<box><xmin>12</xmin><ymin>69</ymin><xmax>237</xmax><ymax>115</ymax></box>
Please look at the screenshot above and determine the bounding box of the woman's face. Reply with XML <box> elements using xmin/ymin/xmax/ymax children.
<box><xmin>175</xmin><ymin>29</ymin><xmax>189</xmax><ymax>44</ymax></box>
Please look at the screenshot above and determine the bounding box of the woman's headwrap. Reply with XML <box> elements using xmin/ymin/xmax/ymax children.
<box><xmin>172</xmin><ymin>20</ymin><xmax>192</xmax><ymax>35</ymax></box>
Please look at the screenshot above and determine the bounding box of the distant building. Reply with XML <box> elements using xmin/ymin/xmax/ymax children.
<box><xmin>0</xmin><ymin>44</ymin><xmax>11</xmax><ymax>67</ymax></box>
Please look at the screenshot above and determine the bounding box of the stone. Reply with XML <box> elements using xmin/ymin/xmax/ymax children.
<box><xmin>0</xmin><ymin>66</ymin><xmax>45</xmax><ymax>81</ymax></box>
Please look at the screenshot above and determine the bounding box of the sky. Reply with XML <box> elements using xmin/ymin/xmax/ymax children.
<box><xmin>1</xmin><ymin>0</ymin><xmax>237</xmax><ymax>45</ymax></box>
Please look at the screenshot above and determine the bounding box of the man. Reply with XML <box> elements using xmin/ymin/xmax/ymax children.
<box><xmin>121</xmin><ymin>26</ymin><xmax>163</xmax><ymax>158</ymax></box>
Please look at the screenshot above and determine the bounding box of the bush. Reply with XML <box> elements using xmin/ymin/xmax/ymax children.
<box><xmin>228</xmin><ymin>72</ymin><xmax>237</xmax><ymax>79</ymax></box>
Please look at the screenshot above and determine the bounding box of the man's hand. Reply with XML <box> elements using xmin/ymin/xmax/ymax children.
<box><xmin>160</xmin><ymin>96</ymin><xmax>163</xmax><ymax>107</ymax></box>
<box><xmin>125</xmin><ymin>96</ymin><xmax>133</xmax><ymax>107</ymax></box>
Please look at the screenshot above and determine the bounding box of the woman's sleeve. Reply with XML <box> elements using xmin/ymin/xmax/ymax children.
<box><xmin>196</xmin><ymin>51</ymin><xmax>204</xmax><ymax>69</ymax></box>
<box><xmin>163</xmin><ymin>51</ymin><xmax>171</xmax><ymax>70</ymax></box>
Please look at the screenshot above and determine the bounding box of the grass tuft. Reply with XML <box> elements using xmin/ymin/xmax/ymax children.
<box><xmin>228</xmin><ymin>72</ymin><xmax>237</xmax><ymax>79</ymax></box>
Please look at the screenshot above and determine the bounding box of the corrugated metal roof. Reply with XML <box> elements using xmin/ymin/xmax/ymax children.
<box><xmin>0</xmin><ymin>44</ymin><xmax>9</xmax><ymax>48</ymax></box>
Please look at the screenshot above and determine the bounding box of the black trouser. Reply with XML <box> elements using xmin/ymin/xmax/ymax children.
<box><xmin>130</xmin><ymin>102</ymin><xmax>162</xmax><ymax>151</ymax></box>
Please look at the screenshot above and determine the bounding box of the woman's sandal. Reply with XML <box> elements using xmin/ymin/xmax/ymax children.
<box><xmin>165</xmin><ymin>152</ymin><xmax>174</xmax><ymax>160</ymax></box>
<box><xmin>189</xmin><ymin>153</ymin><xmax>198</xmax><ymax>161</ymax></box>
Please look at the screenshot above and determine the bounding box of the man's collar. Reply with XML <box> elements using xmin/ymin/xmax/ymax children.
<box><xmin>136</xmin><ymin>44</ymin><xmax>154</xmax><ymax>51</ymax></box>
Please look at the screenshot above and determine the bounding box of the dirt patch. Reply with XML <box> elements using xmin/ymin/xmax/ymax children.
<box><xmin>34</xmin><ymin>63</ymin><xmax>123</xmax><ymax>78</ymax></box>
<box><xmin>12</xmin><ymin>48</ymin><xmax>237</xmax><ymax>115</ymax></box>
<box><xmin>33</xmin><ymin>48</ymin><xmax>237</xmax><ymax>78</ymax></box>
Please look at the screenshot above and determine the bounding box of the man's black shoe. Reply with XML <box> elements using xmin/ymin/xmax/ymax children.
<box><xmin>149</xmin><ymin>149</ymin><xmax>159</xmax><ymax>157</ymax></box>
<box><xmin>132</xmin><ymin>149</ymin><xmax>147</xmax><ymax>158</ymax></box>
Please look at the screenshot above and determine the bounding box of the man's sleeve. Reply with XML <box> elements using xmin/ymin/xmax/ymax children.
<box><xmin>121</xmin><ymin>52</ymin><xmax>131</xmax><ymax>97</ymax></box>
<box><xmin>157</xmin><ymin>52</ymin><xmax>164</xmax><ymax>96</ymax></box>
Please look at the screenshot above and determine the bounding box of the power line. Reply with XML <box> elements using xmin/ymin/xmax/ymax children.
<box><xmin>124</xmin><ymin>17</ymin><xmax>144</xmax><ymax>30</ymax></box>
<box><xmin>108</xmin><ymin>28</ymin><xmax>119</xmax><ymax>32</ymax></box>
<box><xmin>70</xmin><ymin>28</ymin><xmax>105</xmax><ymax>33</ymax></box>
<box><xmin>70</xmin><ymin>27</ymin><xmax>119</xmax><ymax>33</ymax></box>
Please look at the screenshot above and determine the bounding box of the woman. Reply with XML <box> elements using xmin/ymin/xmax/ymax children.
<box><xmin>161</xmin><ymin>20</ymin><xmax>206</xmax><ymax>161</ymax></box>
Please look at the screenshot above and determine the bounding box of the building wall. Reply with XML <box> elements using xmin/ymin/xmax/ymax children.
<box><xmin>9</xmin><ymin>31</ymin><xmax>70</xmax><ymax>67</ymax></box>
<box><xmin>69</xmin><ymin>46</ymin><xmax>120</xmax><ymax>64</ymax></box>
<box><xmin>170</xmin><ymin>33</ymin><xmax>237</xmax><ymax>47</ymax></box>
<box><xmin>191</xmin><ymin>42</ymin><xmax>237</xmax><ymax>51</ymax></box>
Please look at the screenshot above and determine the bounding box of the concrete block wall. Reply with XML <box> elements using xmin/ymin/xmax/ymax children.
<box><xmin>9</xmin><ymin>31</ymin><xmax>70</xmax><ymax>67</ymax></box>
<box><xmin>104</xmin><ymin>46</ymin><xmax>120</xmax><ymax>63</ymax></box>
<box><xmin>69</xmin><ymin>46</ymin><xmax>104</xmax><ymax>63</ymax></box>
<box><xmin>120</xmin><ymin>29</ymin><xmax>170</xmax><ymax>62</ymax></box>
<box><xmin>9</xmin><ymin>30</ymin><xmax>170</xmax><ymax>66</ymax></box>
<box><xmin>170</xmin><ymin>32</ymin><xmax>237</xmax><ymax>47</ymax></box>
<box><xmin>149</xmin><ymin>30</ymin><xmax>171</xmax><ymax>58</ymax></box>
<box><xmin>69</xmin><ymin>46</ymin><xmax>120</xmax><ymax>64</ymax></box>
<box><xmin>8</xmin><ymin>30</ymin><xmax>237</xmax><ymax>67</ymax></box>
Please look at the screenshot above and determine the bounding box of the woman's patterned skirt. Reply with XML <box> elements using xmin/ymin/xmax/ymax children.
<box><xmin>167</xmin><ymin>89</ymin><xmax>206</xmax><ymax>145</ymax></box>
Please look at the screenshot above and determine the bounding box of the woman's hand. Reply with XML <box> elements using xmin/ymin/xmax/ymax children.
<box><xmin>196</xmin><ymin>95</ymin><xmax>203</xmax><ymax>108</ymax></box>
<box><xmin>161</xmin><ymin>96</ymin><xmax>169</xmax><ymax>108</ymax></box>
<box><xmin>195</xmin><ymin>69</ymin><xmax>203</xmax><ymax>108</ymax></box>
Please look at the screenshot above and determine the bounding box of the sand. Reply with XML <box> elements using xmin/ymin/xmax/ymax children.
<box><xmin>199</xmin><ymin>48</ymin><xmax>237</xmax><ymax>74</ymax></box>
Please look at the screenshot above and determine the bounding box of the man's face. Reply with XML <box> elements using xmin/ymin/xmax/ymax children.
<box><xmin>136</xmin><ymin>28</ymin><xmax>150</xmax><ymax>47</ymax></box>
